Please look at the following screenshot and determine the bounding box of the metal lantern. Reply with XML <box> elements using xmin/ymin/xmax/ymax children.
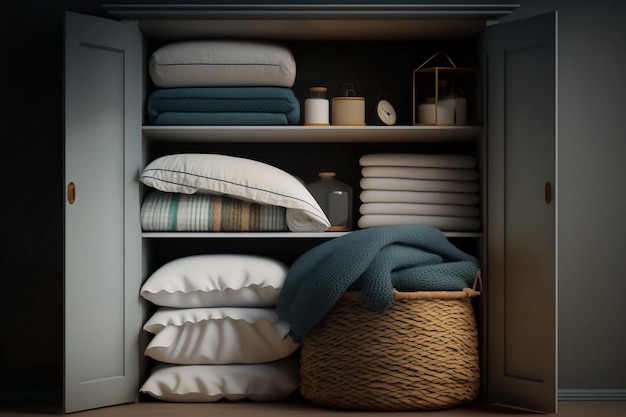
<box><xmin>413</xmin><ymin>51</ymin><xmax>478</xmax><ymax>126</ymax></box>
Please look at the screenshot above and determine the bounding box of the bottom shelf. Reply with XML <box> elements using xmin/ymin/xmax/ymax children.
<box><xmin>72</xmin><ymin>399</ymin><xmax>502</xmax><ymax>417</ymax></box>
<box><xmin>7</xmin><ymin>399</ymin><xmax>623</xmax><ymax>417</ymax></box>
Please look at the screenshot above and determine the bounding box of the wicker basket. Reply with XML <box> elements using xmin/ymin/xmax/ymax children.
<box><xmin>300</xmin><ymin>273</ymin><xmax>482</xmax><ymax>411</ymax></box>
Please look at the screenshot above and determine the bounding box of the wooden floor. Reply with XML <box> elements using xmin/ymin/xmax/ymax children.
<box><xmin>2</xmin><ymin>400</ymin><xmax>626</xmax><ymax>417</ymax></box>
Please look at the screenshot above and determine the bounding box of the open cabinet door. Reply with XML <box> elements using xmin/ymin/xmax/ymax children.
<box><xmin>64</xmin><ymin>12</ymin><xmax>141</xmax><ymax>413</ymax></box>
<box><xmin>484</xmin><ymin>12</ymin><xmax>558</xmax><ymax>413</ymax></box>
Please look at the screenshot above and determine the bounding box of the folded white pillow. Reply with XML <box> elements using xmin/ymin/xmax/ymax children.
<box><xmin>149</xmin><ymin>40</ymin><xmax>297</xmax><ymax>88</ymax></box>
<box><xmin>144</xmin><ymin>307</ymin><xmax>300</xmax><ymax>364</ymax></box>
<box><xmin>140</xmin><ymin>356</ymin><xmax>300</xmax><ymax>402</ymax></box>
<box><xmin>139</xmin><ymin>153</ymin><xmax>330</xmax><ymax>232</ymax></box>
<box><xmin>140</xmin><ymin>254</ymin><xmax>287</xmax><ymax>308</ymax></box>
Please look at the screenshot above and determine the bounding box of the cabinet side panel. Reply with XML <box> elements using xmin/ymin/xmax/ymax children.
<box><xmin>485</xmin><ymin>12</ymin><xmax>557</xmax><ymax>413</ymax></box>
<box><xmin>64</xmin><ymin>12</ymin><xmax>141</xmax><ymax>413</ymax></box>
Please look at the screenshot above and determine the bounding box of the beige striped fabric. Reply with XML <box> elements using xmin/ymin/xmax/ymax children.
<box><xmin>141</xmin><ymin>190</ymin><xmax>288</xmax><ymax>232</ymax></box>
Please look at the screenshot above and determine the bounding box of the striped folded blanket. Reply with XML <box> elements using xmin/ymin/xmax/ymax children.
<box><xmin>141</xmin><ymin>190</ymin><xmax>289</xmax><ymax>232</ymax></box>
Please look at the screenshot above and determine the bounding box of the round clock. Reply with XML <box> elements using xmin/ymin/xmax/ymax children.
<box><xmin>376</xmin><ymin>97</ymin><xmax>397</xmax><ymax>126</ymax></box>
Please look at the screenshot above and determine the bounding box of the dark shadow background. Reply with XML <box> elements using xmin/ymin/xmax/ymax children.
<box><xmin>0</xmin><ymin>0</ymin><xmax>101</xmax><ymax>404</ymax></box>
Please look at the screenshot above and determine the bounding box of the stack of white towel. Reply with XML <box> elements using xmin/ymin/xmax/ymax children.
<box><xmin>358</xmin><ymin>153</ymin><xmax>481</xmax><ymax>231</ymax></box>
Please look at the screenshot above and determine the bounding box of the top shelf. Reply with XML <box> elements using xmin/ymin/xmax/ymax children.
<box><xmin>142</xmin><ymin>125</ymin><xmax>482</xmax><ymax>143</ymax></box>
<box><xmin>104</xmin><ymin>3</ymin><xmax>519</xmax><ymax>40</ymax></box>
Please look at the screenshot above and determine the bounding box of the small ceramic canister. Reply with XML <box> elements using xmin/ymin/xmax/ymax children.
<box><xmin>304</xmin><ymin>87</ymin><xmax>330</xmax><ymax>126</ymax></box>
<box><xmin>331</xmin><ymin>83</ymin><xmax>366</xmax><ymax>126</ymax></box>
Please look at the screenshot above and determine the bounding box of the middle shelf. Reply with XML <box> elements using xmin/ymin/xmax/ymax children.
<box><xmin>142</xmin><ymin>231</ymin><xmax>483</xmax><ymax>238</ymax></box>
<box><xmin>140</xmin><ymin>125</ymin><xmax>485</xmax><ymax>238</ymax></box>
<box><xmin>142</xmin><ymin>125</ymin><xmax>482</xmax><ymax>143</ymax></box>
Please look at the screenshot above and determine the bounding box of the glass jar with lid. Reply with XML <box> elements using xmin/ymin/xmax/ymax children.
<box><xmin>307</xmin><ymin>172</ymin><xmax>353</xmax><ymax>231</ymax></box>
<box><xmin>304</xmin><ymin>87</ymin><xmax>330</xmax><ymax>126</ymax></box>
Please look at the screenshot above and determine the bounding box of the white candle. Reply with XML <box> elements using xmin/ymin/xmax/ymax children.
<box><xmin>418</xmin><ymin>103</ymin><xmax>437</xmax><ymax>124</ymax></box>
<box><xmin>304</xmin><ymin>98</ymin><xmax>330</xmax><ymax>125</ymax></box>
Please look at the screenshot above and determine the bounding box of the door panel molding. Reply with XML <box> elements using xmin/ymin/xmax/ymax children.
<box><xmin>484</xmin><ymin>11</ymin><xmax>558</xmax><ymax>413</ymax></box>
<box><xmin>64</xmin><ymin>12</ymin><xmax>141</xmax><ymax>413</ymax></box>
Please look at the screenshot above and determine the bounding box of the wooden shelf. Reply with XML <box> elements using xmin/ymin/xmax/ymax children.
<box><xmin>142</xmin><ymin>231</ymin><xmax>483</xmax><ymax>239</ymax></box>
<box><xmin>104</xmin><ymin>3</ymin><xmax>518</xmax><ymax>40</ymax></box>
<box><xmin>142</xmin><ymin>125</ymin><xmax>482</xmax><ymax>143</ymax></box>
<box><xmin>142</xmin><ymin>232</ymin><xmax>346</xmax><ymax>239</ymax></box>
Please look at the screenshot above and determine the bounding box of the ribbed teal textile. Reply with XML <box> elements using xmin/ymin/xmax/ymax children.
<box><xmin>276</xmin><ymin>225</ymin><xmax>479</xmax><ymax>343</ymax></box>
<box><xmin>147</xmin><ymin>87</ymin><xmax>300</xmax><ymax>125</ymax></box>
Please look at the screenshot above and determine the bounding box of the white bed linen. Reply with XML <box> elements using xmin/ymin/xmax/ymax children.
<box><xmin>359</xmin><ymin>202</ymin><xmax>480</xmax><ymax>217</ymax></box>
<box><xmin>357</xmin><ymin>214</ymin><xmax>480</xmax><ymax>231</ymax></box>
<box><xmin>361</xmin><ymin>166</ymin><xmax>478</xmax><ymax>181</ymax></box>
<box><xmin>360</xmin><ymin>177</ymin><xmax>479</xmax><ymax>193</ymax></box>
<box><xmin>149</xmin><ymin>40</ymin><xmax>297</xmax><ymax>88</ymax></box>
<box><xmin>359</xmin><ymin>153</ymin><xmax>477</xmax><ymax>168</ymax></box>
<box><xmin>359</xmin><ymin>190</ymin><xmax>480</xmax><ymax>205</ymax></box>
<box><xmin>140</xmin><ymin>356</ymin><xmax>299</xmax><ymax>402</ymax></box>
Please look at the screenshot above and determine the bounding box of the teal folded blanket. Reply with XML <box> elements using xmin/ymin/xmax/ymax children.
<box><xmin>147</xmin><ymin>87</ymin><xmax>300</xmax><ymax>125</ymax></box>
<box><xmin>276</xmin><ymin>224</ymin><xmax>479</xmax><ymax>343</ymax></box>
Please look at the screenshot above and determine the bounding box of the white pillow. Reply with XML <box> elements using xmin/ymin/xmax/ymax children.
<box><xmin>140</xmin><ymin>356</ymin><xmax>299</xmax><ymax>402</ymax></box>
<box><xmin>143</xmin><ymin>307</ymin><xmax>300</xmax><ymax>364</ymax></box>
<box><xmin>149</xmin><ymin>40</ymin><xmax>297</xmax><ymax>88</ymax></box>
<box><xmin>139</xmin><ymin>153</ymin><xmax>330</xmax><ymax>232</ymax></box>
<box><xmin>140</xmin><ymin>254</ymin><xmax>287</xmax><ymax>308</ymax></box>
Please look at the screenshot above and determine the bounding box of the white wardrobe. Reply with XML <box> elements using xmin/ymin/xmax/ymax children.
<box><xmin>64</xmin><ymin>3</ymin><xmax>557</xmax><ymax>414</ymax></box>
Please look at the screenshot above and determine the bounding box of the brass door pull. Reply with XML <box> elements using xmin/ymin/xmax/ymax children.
<box><xmin>67</xmin><ymin>182</ymin><xmax>76</xmax><ymax>204</ymax></box>
<box><xmin>544</xmin><ymin>181</ymin><xmax>553</xmax><ymax>205</ymax></box>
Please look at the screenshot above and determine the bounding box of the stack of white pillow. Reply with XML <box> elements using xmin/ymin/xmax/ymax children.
<box><xmin>138</xmin><ymin>254</ymin><xmax>300</xmax><ymax>402</ymax></box>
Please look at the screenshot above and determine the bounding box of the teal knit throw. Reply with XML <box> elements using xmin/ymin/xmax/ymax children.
<box><xmin>276</xmin><ymin>224</ymin><xmax>479</xmax><ymax>343</ymax></box>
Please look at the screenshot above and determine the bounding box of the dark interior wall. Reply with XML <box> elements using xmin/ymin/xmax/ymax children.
<box><xmin>0</xmin><ymin>0</ymin><xmax>106</xmax><ymax>403</ymax></box>
<box><xmin>1</xmin><ymin>1</ymin><xmax>64</xmax><ymax>401</ymax></box>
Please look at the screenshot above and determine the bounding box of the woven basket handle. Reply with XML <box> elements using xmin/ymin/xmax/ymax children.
<box><xmin>393</xmin><ymin>270</ymin><xmax>482</xmax><ymax>300</ymax></box>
